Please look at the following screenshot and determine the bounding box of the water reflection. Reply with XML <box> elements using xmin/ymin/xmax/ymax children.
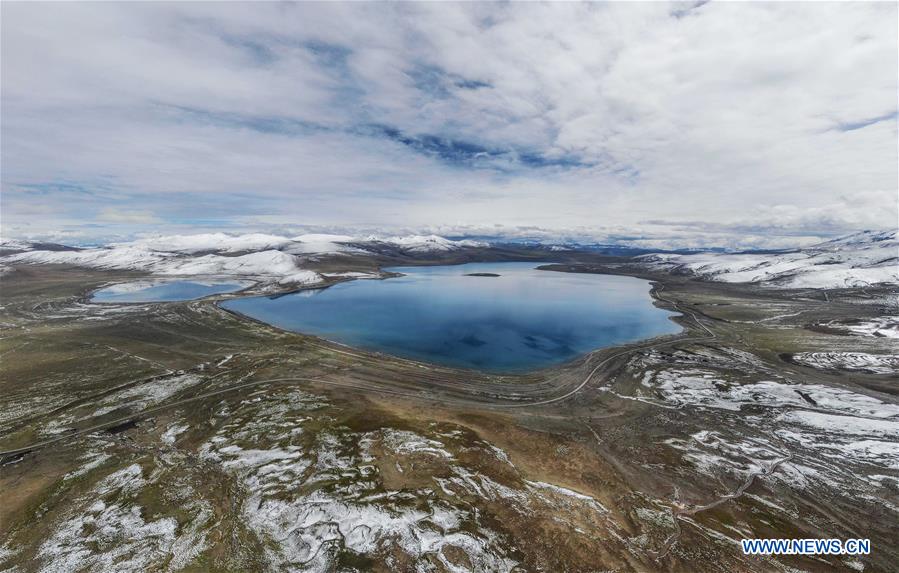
<box><xmin>92</xmin><ymin>280</ymin><xmax>248</xmax><ymax>303</ymax></box>
<box><xmin>222</xmin><ymin>262</ymin><xmax>680</xmax><ymax>372</ymax></box>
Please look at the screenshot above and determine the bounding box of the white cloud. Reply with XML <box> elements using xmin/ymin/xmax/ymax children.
<box><xmin>1</xmin><ymin>2</ymin><xmax>896</xmax><ymax>247</ymax></box>
<box><xmin>98</xmin><ymin>208</ymin><xmax>162</xmax><ymax>225</ymax></box>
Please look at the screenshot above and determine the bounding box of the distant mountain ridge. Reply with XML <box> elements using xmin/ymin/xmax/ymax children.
<box><xmin>0</xmin><ymin>233</ymin><xmax>489</xmax><ymax>286</ymax></box>
<box><xmin>638</xmin><ymin>230</ymin><xmax>898</xmax><ymax>289</ymax></box>
<box><xmin>2</xmin><ymin>229</ymin><xmax>896</xmax><ymax>289</ymax></box>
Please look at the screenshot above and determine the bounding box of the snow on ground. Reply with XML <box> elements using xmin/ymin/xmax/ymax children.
<box><xmin>381</xmin><ymin>428</ymin><xmax>454</xmax><ymax>459</ymax></box>
<box><xmin>666</xmin><ymin>432</ymin><xmax>783</xmax><ymax>482</ymax></box>
<box><xmin>160</xmin><ymin>250</ymin><xmax>291</xmax><ymax>275</ymax></box>
<box><xmin>276</xmin><ymin>270</ymin><xmax>322</xmax><ymax>286</ymax></box>
<box><xmin>649</xmin><ymin>369</ymin><xmax>741</xmax><ymax>411</ymax></box>
<box><xmin>0</xmin><ymin>393</ymin><xmax>72</xmax><ymax>431</ymax></box>
<box><xmin>6</xmin><ymin>245</ymin><xmax>173</xmax><ymax>270</ymax></box>
<box><xmin>198</xmin><ymin>389</ymin><xmax>519</xmax><ymax>572</ymax></box>
<box><xmin>645</xmin><ymin>369</ymin><xmax>899</xmax><ymax>417</ymax></box>
<box><xmin>4</xmin><ymin>246</ymin><xmax>323</xmax><ymax>286</ymax></box>
<box><xmin>114</xmin><ymin>374</ymin><xmax>202</xmax><ymax>407</ymax></box>
<box><xmin>83</xmin><ymin>374</ymin><xmax>203</xmax><ymax>420</ymax></box>
<box><xmin>189</xmin><ymin>387</ymin><xmax>618</xmax><ymax>571</ymax></box>
<box><xmin>64</xmin><ymin>449</ymin><xmax>113</xmax><ymax>481</ymax></box>
<box><xmin>0</xmin><ymin>238</ymin><xmax>34</xmax><ymax>251</ymax></box>
<box><xmin>38</xmin><ymin>464</ymin><xmax>212</xmax><ymax>573</ymax></box>
<box><xmin>525</xmin><ymin>481</ymin><xmax>609</xmax><ymax>514</ymax></box>
<box><xmin>1</xmin><ymin>232</ymin><xmax>489</xmax><ymax>287</ymax></box>
<box><xmin>161</xmin><ymin>423</ymin><xmax>189</xmax><ymax>445</ymax></box>
<box><xmin>632</xmin><ymin>346</ymin><xmax>772</xmax><ymax>373</ymax></box>
<box><xmin>777</xmin><ymin>411</ymin><xmax>899</xmax><ymax>471</ymax></box>
<box><xmin>118</xmin><ymin>233</ymin><xmax>292</xmax><ymax>254</ymax></box>
<box><xmin>826</xmin><ymin>316</ymin><xmax>899</xmax><ymax>339</ymax></box>
<box><xmin>156</xmin><ymin>250</ymin><xmax>321</xmax><ymax>285</ymax></box>
<box><xmin>373</xmin><ymin>234</ymin><xmax>487</xmax><ymax>252</ymax></box>
<box><xmin>656</xmin><ymin>362</ymin><xmax>899</xmax><ymax>493</ymax></box>
<box><xmin>790</xmin><ymin>352</ymin><xmax>899</xmax><ymax>374</ymax></box>
<box><xmin>781</xmin><ymin>411</ymin><xmax>899</xmax><ymax>440</ymax></box>
<box><xmin>39</xmin><ymin>499</ymin><xmax>177</xmax><ymax>573</ymax></box>
<box><xmin>284</xmin><ymin>233</ymin><xmax>364</xmax><ymax>255</ymax></box>
<box><xmin>116</xmin><ymin>232</ymin><xmax>485</xmax><ymax>257</ymax></box>
<box><xmin>638</xmin><ymin>230</ymin><xmax>898</xmax><ymax>289</ymax></box>
<box><xmin>627</xmin><ymin>339</ymin><xmax>899</xmax><ymax>491</ymax></box>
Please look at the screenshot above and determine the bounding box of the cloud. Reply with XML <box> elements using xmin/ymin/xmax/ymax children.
<box><xmin>97</xmin><ymin>208</ymin><xmax>162</xmax><ymax>225</ymax></box>
<box><xmin>1</xmin><ymin>2</ymin><xmax>896</xmax><ymax>247</ymax></box>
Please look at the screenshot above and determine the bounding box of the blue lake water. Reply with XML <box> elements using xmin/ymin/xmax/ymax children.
<box><xmin>222</xmin><ymin>262</ymin><xmax>680</xmax><ymax>373</ymax></box>
<box><xmin>92</xmin><ymin>280</ymin><xmax>248</xmax><ymax>303</ymax></box>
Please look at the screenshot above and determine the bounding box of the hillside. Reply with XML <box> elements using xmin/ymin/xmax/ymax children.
<box><xmin>638</xmin><ymin>230</ymin><xmax>898</xmax><ymax>289</ymax></box>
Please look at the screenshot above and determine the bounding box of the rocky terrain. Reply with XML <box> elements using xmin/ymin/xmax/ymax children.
<box><xmin>0</xmin><ymin>231</ymin><xmax>897</xmax><ymax>572</ymax></box>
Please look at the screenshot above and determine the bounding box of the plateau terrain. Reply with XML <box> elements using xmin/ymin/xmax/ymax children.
<box><xmin>0</xmin><ymin>231</ymin><xmax>896</xmax><ymax>572</ymax></box>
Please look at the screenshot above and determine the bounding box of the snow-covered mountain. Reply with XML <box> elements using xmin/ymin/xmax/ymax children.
<box><xmin>638</xmin><ymin>230</ymin><xmax>898</xmax><ymax>289</ymax></box>
<box><xmin>0</xmin><ymin>233</ymin><xmax>489</xmax><ymax>285</ymax></box>
<box><xmin>118</xmin><ymin>233</ymin><xmax>293</xmax><ymax>254</ymax></box>
<box><xmin>4</xmin><ymin>229</ymin><xmax>894</xmax><ymax>290</ymax></box>
<box><xmin>0</xmin><ymin>238</ymin><xmax>33</xmax><ymax>251</ymax></box>
<box><xmin>2</xmin><ymin>246</ymin><xmax>320</xmax><ymax>285</ymax></box>
<box><xmin>364</xmin><ymin>234</ymin><xmax>486</xmax><ymax>253</ymax></box>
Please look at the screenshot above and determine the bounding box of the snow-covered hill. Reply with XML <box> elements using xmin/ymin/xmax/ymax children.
<box><xmin>0</xmin><ymin>238</ymin><xmax>33</xmax><ymax>251</ymax></box>
<box><xmin>374</xmin><ymin>234</ymin><xmax>486</xmax><ymax>253</ymax></box>
<box><xmin>5</xmin><ymin>229</ymin><xmax>894</xmax><ymax>290</ymax></box>
<box><xmin>638</xmin><ymin>230</ymin><xmax>898</xmax><ymax>289</ymax></box>
<box><xmin>3</xmin><ymin>246</ymin><xmax>321</xmax><ymax>285</ymax></box>
<box><xmin>0</xmin><ymin>232</ymin><xmax>488</xmax><ymax>285</ymax></box>
<box><xmin>119</xmin><ymin>233</ymin><xmax>293</xmax><ymax>254</ymax></box>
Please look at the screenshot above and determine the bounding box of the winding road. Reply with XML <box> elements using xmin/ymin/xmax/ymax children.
<box><xmin>0</xmin><ymin>284</ymin><xmax>716</xmax><ymax>460</ymax></box>
<box><xmin>651</xmin><ymin>451</ymin><xmax>794</xmax><ymax>560</ymax></box>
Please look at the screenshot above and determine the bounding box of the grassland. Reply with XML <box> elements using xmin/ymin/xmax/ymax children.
<box><xmin>1</xmin><ymin>261</ymin><xmax>896</xmax><ymax>572</ymax></box>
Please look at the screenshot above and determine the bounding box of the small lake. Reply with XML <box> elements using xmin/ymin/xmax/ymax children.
<box><xmin>222</xmin><ymin>262</ymin><xmax>680</xmax><ymax>372</ymax></box>
<box><xmin>92</xmin><ymin>280</ymin><xmax>249</xmax><ymax>303</ymax></box>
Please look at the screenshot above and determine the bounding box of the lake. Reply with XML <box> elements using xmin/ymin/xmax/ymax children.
<box><xmin>91</xmin><ymin>280</ymin><xmax>249</xmax><ymax>303</ymax></box>
<box><xmin>221</xmin><ymin>262</ymin><xmax>680</xmax><ymax>372</ymax></box>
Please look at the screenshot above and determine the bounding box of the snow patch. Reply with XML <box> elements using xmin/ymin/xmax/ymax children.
<box><xmin>161</xmin><ymin>423</ymin><xmax>189</xmax><ymax>445</ymax></box>
<box><xmin>639</xmin><ymin>229</ymin><xmax>898</xmax><ymax>288</ymax></box>
<box><xmin>374</xmin><ymin>234</ymin><xmax>487</xmax><ymax>252</ymax></box>
<box><xmin>381</xmin><ymin>429</ymin><xmax>454</xmax><ymax>459</ymax></box>
<box><xmin>790</xmin><ymin>352</ymin><xmax>899</xmax><ymax>374</ymax></box>
<box><xmin>645</xmin><ymin>370</ymin><xmax>899</xmax><ymax>417</ymax></box>
<box><xmin>827</xmin><ymin>316</ymin><xmax>899</xmax><ymax>339</ymax></box>
<box><xmin>119</xmin><ymin>233</ymin><xmax>291</xmax><ymax>254</ymax></box>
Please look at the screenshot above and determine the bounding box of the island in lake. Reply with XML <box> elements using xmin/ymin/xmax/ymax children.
<box><xmin>465</xmin><ymin>272</ymin><xmax>500</xmax><ymax>277</ymax></box>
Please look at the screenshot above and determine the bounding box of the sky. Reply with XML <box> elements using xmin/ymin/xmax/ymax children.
<box><xmin>1</xmin><ymin>1</ymin><xmax>897</xmax><ymax>249</ymax></box>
